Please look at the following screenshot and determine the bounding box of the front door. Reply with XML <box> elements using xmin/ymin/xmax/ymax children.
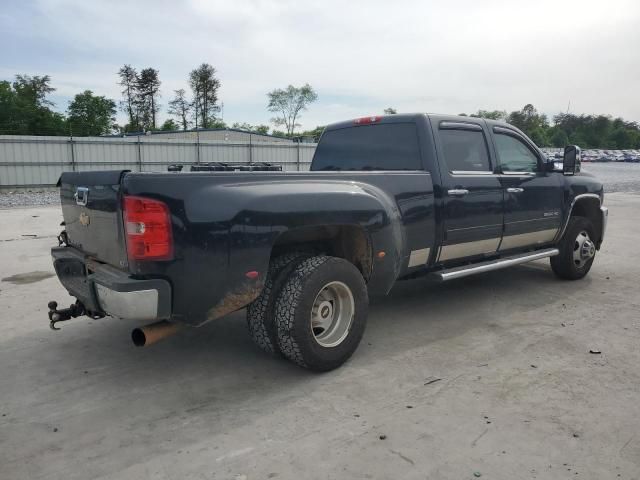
<box><xmin>491</xmin><ymin>126</ymin><xmax>563</xmax><ymax>251</ymax></box>
<box><xmin>432</xmin><ymin>118</ymin><xmax>504</xmax><ymax>262</ymax></box>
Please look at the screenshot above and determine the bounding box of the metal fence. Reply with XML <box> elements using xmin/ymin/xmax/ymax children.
<box><xmin>0</xmin><ymin>135</ymin><xmax>318</xmax><ymax>188</ymax></box>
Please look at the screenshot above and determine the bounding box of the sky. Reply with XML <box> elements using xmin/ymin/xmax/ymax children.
<box><xmin>1</xmin><ymin>0</ymin><xmax>639</xmax><ymax>131</ymax></box>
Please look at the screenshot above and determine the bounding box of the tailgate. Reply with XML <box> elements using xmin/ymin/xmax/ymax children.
<box><xmin>59</xmin><ymin>170</ymin><xmax>129</xmax><ymax>269</ymax></box>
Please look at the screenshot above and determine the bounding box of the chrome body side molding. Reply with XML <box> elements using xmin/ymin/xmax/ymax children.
<box><xmin>437</xmin><ymin>237</ymin><xmax>501</xmax><ymax>262</ymax></box>
<box><xmin>434</xmin><ymin>248</ymin><xmax>559</xmax><ymax>282</ymax></box>
<box><xmin>600</xmin><ymin>206</ymin><xmax>608</xmax><ymax>242</ymax></box>
<box><xmin>499</xmin><ymin>228</ymin><xmax>558</xmax><ymax>251</ymax></box>
<box><xmin>408</xmin><ymin>248</ymin><xmax>430</xmax><ymax>268</ymax></box>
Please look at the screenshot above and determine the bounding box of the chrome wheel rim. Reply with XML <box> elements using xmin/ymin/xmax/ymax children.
<box><xmin>310</xmin><ymin>281</ymin><xmax>355</xmax><ymax>348</ymax></box>
<box><xmin>573</xmin><ymin>230</ymin><xmax>595</xmax><ymax>268</ymax></box>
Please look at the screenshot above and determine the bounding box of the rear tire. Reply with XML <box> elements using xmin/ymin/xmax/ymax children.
<box><xmin>551</xmin><ymin>216</ymin><xmax>597</xmax><ymax>280</ymax></box>
<box><xmin>274</xmin><ymin>256</ymin><xmax>368</xmax><ymax>371</ymax></box>
<box><xmin>247</xmin><ymin>252</ymin><xmax>310</xmax><ymax>354</ymax></box>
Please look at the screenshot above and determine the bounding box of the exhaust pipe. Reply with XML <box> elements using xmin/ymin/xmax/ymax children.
<box><xmin>132</xmin><ymin>320</ymin><xmax>181</xmax><ymax>347</ymax></box>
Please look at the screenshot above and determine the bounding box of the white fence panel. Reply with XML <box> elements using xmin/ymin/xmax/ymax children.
<box><xmin>199</xmin><ymin>143</ymin><xmax>250</xmax><ymax>164</ymax></box>
<box><xmin>0</xmin><ymin>137</ymin><xmax>70</xmax><ymax>186</ymax></box>
<box><xmin>141</xmin><ymin>141</ymin><xmax>198</xmax><ymax>171</ymax></box>
<box><xmin>0</xmin><ymin>135</ymin><xmax>318</xmax><ymax>188</ymax></box>
<box><xmin>74</xmin><ymin>140</ymin><xmax>139</xmax><ymax>171</ymax></box>
<box><xmin>252</xmin><ymin>144</ymin><xmax>298</xmax><ymax>170</ymax></box>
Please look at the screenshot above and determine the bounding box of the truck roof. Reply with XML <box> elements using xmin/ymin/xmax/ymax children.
<box><xmin>324</xmin><ymin>113</ymin><xmax>513</xmax><ymax>132</ymax></box>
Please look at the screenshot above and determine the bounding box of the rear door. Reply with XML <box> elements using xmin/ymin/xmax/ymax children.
<box><xmin>432</xmin><ymin>118</ymin><xmax>504</xmax><ymax>262</ymax></box>
<box><xmin>59</xmin><ymin>170</ymin><xmax>129</xmax><ymax>269</ymax></box>
<box><xmin>311</xmin><ymin>119</ymin><xmax>436</xmax><ymax>270</ymax></box>
<box><xmin>490</xmin><ymin>126</ymin><xmax>563</xmax><ymax>251</ymax></box>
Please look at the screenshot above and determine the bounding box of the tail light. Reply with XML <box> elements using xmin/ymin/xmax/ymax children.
<box><xmin>123</xmin><ymin>195</ymin><xmax>173</xmax><ymax>261</ymax></box>
<box><xmin>353</xmin><ymin>116</ymin><xmax>382</xmax><ymax>125</ymax></box>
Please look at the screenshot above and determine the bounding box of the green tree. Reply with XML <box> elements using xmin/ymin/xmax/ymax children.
<box><xmin>160</xmin><ymin>119</ymin><xmax>179</xmax><ymax>131</ymax></box>
<box><xmin>167</xmin><ymin>89</ymin><xmax>191</xmax><ymax>131</ymax></box>
<box><xmin>67</xmin><ymin>90</ymin><xmax>116</xmax><ymax>136</ymax></box>
<box><xmin>137</xmin><ymin>68</ymin><xmax>161</xmax><ymax>130</ymax></box>
<box><xmin>208</xmin><ymin>120</ymin><xmax>227</xmax><ymax>129</ymax></box>
<box><xmin>611</xmin><ymin>127</ymin><xmax>631</xmax><ymax>149</ymax></box>
<box><xmin>300</xmin><ymin>125</ymin><xmax>325</xmax><ymax>141</ymax></box>
<box><xmin>231</xmin><ymin>122</ymin><xmax>253</xmax><ymax>131</ymax></box>
<box><xmin>117</xmin><ymin>65</ymin><xmax>139</xmax><ymax>131</ymax></box>
<box><xmin>471</xmin><ymin>109</ymin><xmax>508</xmax><ymax>121</ymax></box>
<box><xmin>551</xmin><ymin>113</ymin><xmax>640</xmax><ymax>149</ymax></box>
<box><xmin>267</xmin><ymin>83</ymin><xmax>318</xmax><ymax>137</ymax></box>
<box><xmin>231</xmin><ymin>122</ymin><xmax>270</xmax><ymax>134</ymax></box>
<box><xmin>13</xmin><ymin>74</ymin><xmax>55</xmax><ymax>107</ymax></box>
<box><xmin>0</xmin><ymin>75</ymin><xmax>66</xmax><ymax>135</ymax></box>
<box><xmin>529</xmin><ymin>127</ymin><xmax>548</xmax><ymax>147</ymax></box>
<box><xmin>189</xmin><ymin>63</ymin><xmax>221</xmax><ymax>129</ymax></box>
<box><xmin>0</xmin><ymin>80</ymin><xmax>19</xmax><ymax>133</ymax></box>
<box><xmin>507</xmin><ymin>104</ymin><xmax>548</xmax><ymax>139</ymax></box>
<box><xmin>549</xmin><ymin>127</ymin><xmax>569</xmax><ymax>147</ymax></box>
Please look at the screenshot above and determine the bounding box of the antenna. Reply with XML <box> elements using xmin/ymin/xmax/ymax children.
<box><xmin>566</xmin><ymin>100</ymin><xmax>571</xmax><ymax>114</ymax></box>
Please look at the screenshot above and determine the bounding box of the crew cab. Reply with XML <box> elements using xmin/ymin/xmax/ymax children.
<box><xmin>49</xmin><ymin>114</ymin><xmax>607</xmax><ymax>371</ymax></box>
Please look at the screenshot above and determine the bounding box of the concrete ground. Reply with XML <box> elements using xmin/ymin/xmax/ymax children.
<box><xmin>1</xmin><ymin>194</ymin><xmax>639</xmax><ymax>480</ymax></box>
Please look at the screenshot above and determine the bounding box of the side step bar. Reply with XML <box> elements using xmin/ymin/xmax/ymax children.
<box><xmin>434</xmin><ymin>248</ymin><xmax>559</xmax><ymax>282</ymax></box>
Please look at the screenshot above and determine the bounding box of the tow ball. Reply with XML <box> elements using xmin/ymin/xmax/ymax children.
<box><xmin>47</xmin><ymin>300</ymin><xmax>86</xmax><ymax>330</ymax></box>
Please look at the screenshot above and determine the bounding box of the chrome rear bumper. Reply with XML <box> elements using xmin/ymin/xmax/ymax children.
<box><xmin>51</xmin><ymin>246</ymin><xmax>171</xmax><ymax>321</ymax></box>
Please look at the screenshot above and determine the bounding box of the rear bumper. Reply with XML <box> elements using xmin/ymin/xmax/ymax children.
<box><xmin>52</xmin><ymin>246</ymin><xmax>171</xmax><ymax>321</ymax></box>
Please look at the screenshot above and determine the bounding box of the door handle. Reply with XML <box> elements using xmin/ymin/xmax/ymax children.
<box><xmin>448</xmin><ymin>189</ymin><xmax>469</xmax><ymax>197</ymax></box>
<box><xmin>507</xmin><ymin>187</ymin><xmax>524</xmax><ymax>193</ymax></box>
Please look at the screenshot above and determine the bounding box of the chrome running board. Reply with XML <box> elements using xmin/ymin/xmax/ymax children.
<box><xmin>434</xmin><ymin>248</ymin><xmax>559</xmax><ymax>282</ymax></box>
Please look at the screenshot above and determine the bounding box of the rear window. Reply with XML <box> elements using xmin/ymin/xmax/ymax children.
<box><xmin>311</xmin><ymin>123</ymin><xmax>422</xmax><ymax>171</ymax></box>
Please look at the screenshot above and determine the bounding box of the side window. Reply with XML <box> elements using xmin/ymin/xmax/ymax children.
<box><xmin>494</xmin><ymin>133</ymin><xmax>539</xmax><ymax>172</ymax></box>
<box><xmin>439</xmin><ymin>129</ymin><xmax>491</xmax><ymax>172</ymax></box>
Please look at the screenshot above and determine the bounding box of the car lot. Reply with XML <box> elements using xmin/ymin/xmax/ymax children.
<box><xmin>542</xmin><ymin>148</ymin><xmax>640</xmax><ymax>163</ymax></box>
<box><xmin>1</xmin><ymin>194</ymin><xmax>639</xmax><ymax>480</ymax></box>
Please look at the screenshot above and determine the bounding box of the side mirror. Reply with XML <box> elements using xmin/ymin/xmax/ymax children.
<box><xmin>563</xmin><ymin>145</ymin><xmax>581</xmax><ymax>175</ymax></box>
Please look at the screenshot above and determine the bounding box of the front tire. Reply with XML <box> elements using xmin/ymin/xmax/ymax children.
<box><xmin>551</xmin><ymin>216</ymin><xmax>597</xmax><ymax>280</ymax></box>
<box><xmin>274</xmin><ymin>256</ymin><xmax>368</xmax><ymax>371</ymax></box>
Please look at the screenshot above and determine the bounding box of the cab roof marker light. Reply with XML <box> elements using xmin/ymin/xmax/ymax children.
<box><xmin>353</xmin><ymin>116</ymin><xmax>382</xmax><ymax>125</ymax></box>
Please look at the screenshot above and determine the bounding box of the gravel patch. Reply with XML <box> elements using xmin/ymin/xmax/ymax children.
<box><xmin>0</xmin><ymin>190</ymin><xmax>60</xmax><ymax>209</ymax></box>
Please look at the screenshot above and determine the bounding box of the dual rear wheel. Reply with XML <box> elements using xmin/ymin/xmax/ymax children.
<box><xmin>247</xmin><ymin>254</ymin><xmax>368</xmax><ymax>371</ymax></box>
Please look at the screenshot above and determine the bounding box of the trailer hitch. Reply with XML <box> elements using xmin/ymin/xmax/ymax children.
<box><xmin>47</xmin><ymin>300</ymin><xmax>86</xmax><ymax>330</ymax></box>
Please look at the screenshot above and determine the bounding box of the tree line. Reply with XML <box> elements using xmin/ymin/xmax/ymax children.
<box><xmin>2</xmin><ymin>70</ymin><xmax>638</xmax><ymax>148</ymax></box>
<box><xmin>116</xmin><ymin>63</ymin><xmax>226</xmax><ymax>133</ymax></box>
<box><xmin>0</xmin><ymin>65</ymin><xmax>319</xmax><ymax>138</ymax></box>
<box><xmin>0</xmin><ymin>75</ymin><xmax>116</xmax><ymax>136</ymax></box>
<box><xmin>455</xmin><ymin>104</ymin><xmax>640</xmax><ymax>149</ymax></box>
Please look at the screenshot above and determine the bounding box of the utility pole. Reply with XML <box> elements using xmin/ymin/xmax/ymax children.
<box><xmin>195</xmin><ymin>85</ymin><xmax>200</xmax><ymax>164</ymax></box>
<box><xmin>69</xmin><ymin>124</ymin><xmax>76</xmax><ymax>172</ymax></box>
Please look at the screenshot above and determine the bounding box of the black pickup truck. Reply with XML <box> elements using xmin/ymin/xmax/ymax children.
<box><xmin>49</xmin><ymin>113</ymin><xmax>608</xmax><ymax>371</ymax></box>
